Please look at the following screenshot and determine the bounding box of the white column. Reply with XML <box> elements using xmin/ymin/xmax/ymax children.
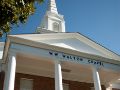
<box><xmin>92</xmin><ymin>67</ymin><xmax>102</xmax><ymax>90</ymax></box>
<box><xmin>55</xmin><ymin>60</ymin><xmax>63</xmax><ymax>90</ymax></box>
<box><xmin>61</xmin><ymin>21</ymin><xmax>65</xmax><ymax>32</ymax></box>
<box><xmin>3</xmin><ymin>53</ymin><xmax>16</xmax><ymax>90</ymax></box>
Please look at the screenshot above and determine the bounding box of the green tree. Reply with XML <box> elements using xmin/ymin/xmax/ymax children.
<box><xmin>0</xmin><ymin>0</ymin><xmax>44</xmax><ymax>37</ymax></box>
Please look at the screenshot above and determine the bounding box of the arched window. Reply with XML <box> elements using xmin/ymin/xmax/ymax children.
<box><xmin>53</xmin><ymin>22</ymin><xmax>59</xmax><ymax>32</ymax></box>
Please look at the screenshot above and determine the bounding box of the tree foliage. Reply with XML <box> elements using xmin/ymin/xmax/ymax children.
<box><xmin>0</xmin><ymin>0</ymin><xmax>44</xmax><ymax>37</ymax></box>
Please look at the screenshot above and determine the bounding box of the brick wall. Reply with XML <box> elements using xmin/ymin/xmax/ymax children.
<box><xmin>15</xmin><ymin>73</ymin><xmax>106</xmax><ymax>90</ymax></box>
<box><xmin>113</xmin><ymin>89</ymin><xmax>120</xmax><ymax>90</ymax></box>
<box><xmin>0</xmin><ymin>71</ymin><xmax>5</xmax><ymax>90</ymax></box>
<box><xmin>3</xmin><ymin>72</ymin><xmax>119</xmax><ymax>90</ymax></box>
<box><xmin>15</xmin><ymin>73</ymin><xmax>55</xmax><ymax>90</ymax></box>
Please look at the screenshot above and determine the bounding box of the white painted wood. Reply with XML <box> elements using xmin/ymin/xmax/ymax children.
<box><xmin>39</xmin><ymin>38</ymin><xmax>106</xmax><ymax>57</ymax></box>
<box><xmin>37</xmin><ymin>0</ymin><xmax>65</xmax><ymax>32</ymax></box>
<box><xmin>61</xmin><ymin>21</ymin><xmax>65</xmax><ymax>32</ymax></box>
<box><xmin>55</xmin><ymin>60</ymin><xmax>63</xmax><ymax>90</ymax></box>
<box><xmin>48</xmin><ymin>0</ymin><xmax>58</xmax><ymax>14</ymax></box>
<box><xmin>106</xmin><ymin>84</ymin><xmax>112</xmax><ymax>90</ymax></box>
<box><xmin>8</xmin><ymin>33</ymin><xmax>120</xmax><ymax>61</ymax></box>
<box><xmin>3</xmin><ymin>53</ymin><xmax>16</xmax><ymax>90</ymax></box>
<box><xmin>92</xmin><ymin>67</ymin><xmax>101</xmax><ymax>90</ymax></box>
<box><xmin>0</xmin><ymin>42</ymin><xmax>4</xmax><ymax>59</ymax></box>
<box><xmin>106</xmin><ymin>87</ymin><xmax>112</xmax><ymax>90</ymax></box>
<box><xmin>10</xmin><ymin>43</ymin><xmax>120</xmax><ymax>72</ymax></box>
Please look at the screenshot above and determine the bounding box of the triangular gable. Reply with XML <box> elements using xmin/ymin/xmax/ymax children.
<box><xmin>8</xmin><ymin>33</ymin><xmax>120</xmax><ymax>61</ymax></box>
<box><xmin>39</xmin><ymin>38</ymin><xmax>107</xmax><ymax>57</ymax></box>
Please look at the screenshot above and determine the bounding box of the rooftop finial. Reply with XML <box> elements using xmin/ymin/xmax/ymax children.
<box><xmin>48</xmin><ymin>0</ymin><xmax>58</xmax><ymax>14</ymax></box>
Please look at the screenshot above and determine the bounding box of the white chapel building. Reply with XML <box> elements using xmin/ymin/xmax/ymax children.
<box><xmin>0</xmin><ymin>0</ymin><xmax>120</xmax><ymax>90</ymax></box>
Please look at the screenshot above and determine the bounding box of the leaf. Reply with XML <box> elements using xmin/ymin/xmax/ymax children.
<box><xmin>0</xmin><ymin>0</ymin><xmax>44</xmax><ymax>37</ymax></box>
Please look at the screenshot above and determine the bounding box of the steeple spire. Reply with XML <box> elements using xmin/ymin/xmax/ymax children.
<box><xmin>36</xmin><ymin>0</ymin><xmax>66</xmax><ymax>33</ymax></box>
<box><xmin>48</xmin><ymin>0</ymin><xmax>58</xmax><ymax>14</ymax></box>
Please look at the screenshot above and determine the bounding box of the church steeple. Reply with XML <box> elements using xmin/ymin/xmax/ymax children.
<box><xmin>37</xmin><ymin>0</ymin><xmax>65</xmax><ymax>33</ymax></box>
<box><xmin>48</xmin><ymin>0</ymin><xmax>58</xmax><ymax>14</ymax></box>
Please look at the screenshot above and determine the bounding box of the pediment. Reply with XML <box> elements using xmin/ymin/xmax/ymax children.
<box><xmin>39</xmin><ymin>38</ymin><xmax>106</xmax><ymax>57</ymax></box>
<box><xmin>8</xmin><ymin>33</ymin><xmax>120</xmax><ymax>61</ymax></box>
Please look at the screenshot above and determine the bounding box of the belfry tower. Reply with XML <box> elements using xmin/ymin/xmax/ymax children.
<box><xmin>37</xmin><ymin>0</ymin><xmax>65</xmax><ymax>33</ymax></box>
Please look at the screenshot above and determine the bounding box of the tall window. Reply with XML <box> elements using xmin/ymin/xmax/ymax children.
<box><xmin>20</xmin><ymin>78</ymin><xmax>33</xmax><ymax>90</ymax></box>
<box><xmin>63</xmin><ymin>83</ymin><xmax>69</xmax><ymax>90</ymax></box>
<box><xmin>53</xmin><ymin>22</ymin><xmax>59</xmax><ymax>32</ymax></box>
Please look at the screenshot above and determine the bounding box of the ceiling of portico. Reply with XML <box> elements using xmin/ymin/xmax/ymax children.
<box><xmin>16</xmin><ymin>53</ymin><xmax>120</xmax><ymax>85</ymax></box>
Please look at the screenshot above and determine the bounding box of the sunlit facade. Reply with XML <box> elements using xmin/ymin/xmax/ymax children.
<box><xmin>0</xmin><ymin>0</ymin><xmax>120</xmax><ymax>90</ymax></box>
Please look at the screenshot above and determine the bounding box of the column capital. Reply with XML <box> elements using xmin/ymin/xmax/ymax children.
<box><xmin>92</xmin><ymin>66</ymin><xmax>101</xmax><ymax>71</ymax></box>
<box><xmin>7</xmin><ymin>51</ymin><xmax>16</xmax><ymax>64</ymax></box>
<box><xmin>54</xmin><ymin>60</ymin><xmax>62</xmax><ymax>64</ymax></box>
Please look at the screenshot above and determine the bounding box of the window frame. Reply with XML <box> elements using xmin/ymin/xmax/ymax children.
<box><xmin>20</xmin><ymin>78</ymin><xmax>33</xmax><ymax>90</ymax></box>
<box><xmin>63</xmin><ymin>83</ymin><xmax>69</xmax><ymax>90</ymax></box>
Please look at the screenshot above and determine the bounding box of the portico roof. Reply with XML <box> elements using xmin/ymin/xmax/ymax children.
<box><xmin>3</xmin><ymin>32</ymin><xmax>120</xmax><ymax>65</ymax></box>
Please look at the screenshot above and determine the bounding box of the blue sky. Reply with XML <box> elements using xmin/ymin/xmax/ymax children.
<box><xmin>1</xmin><ymin>0</ymin><xmax>120</xmax><ymax>55</ymax></box>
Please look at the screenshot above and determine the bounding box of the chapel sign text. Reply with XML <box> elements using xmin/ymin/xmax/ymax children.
<box><xmin>49</xmin><ymin>51</ymin><xmax>104</xmax><ymax>67</ymax></box>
